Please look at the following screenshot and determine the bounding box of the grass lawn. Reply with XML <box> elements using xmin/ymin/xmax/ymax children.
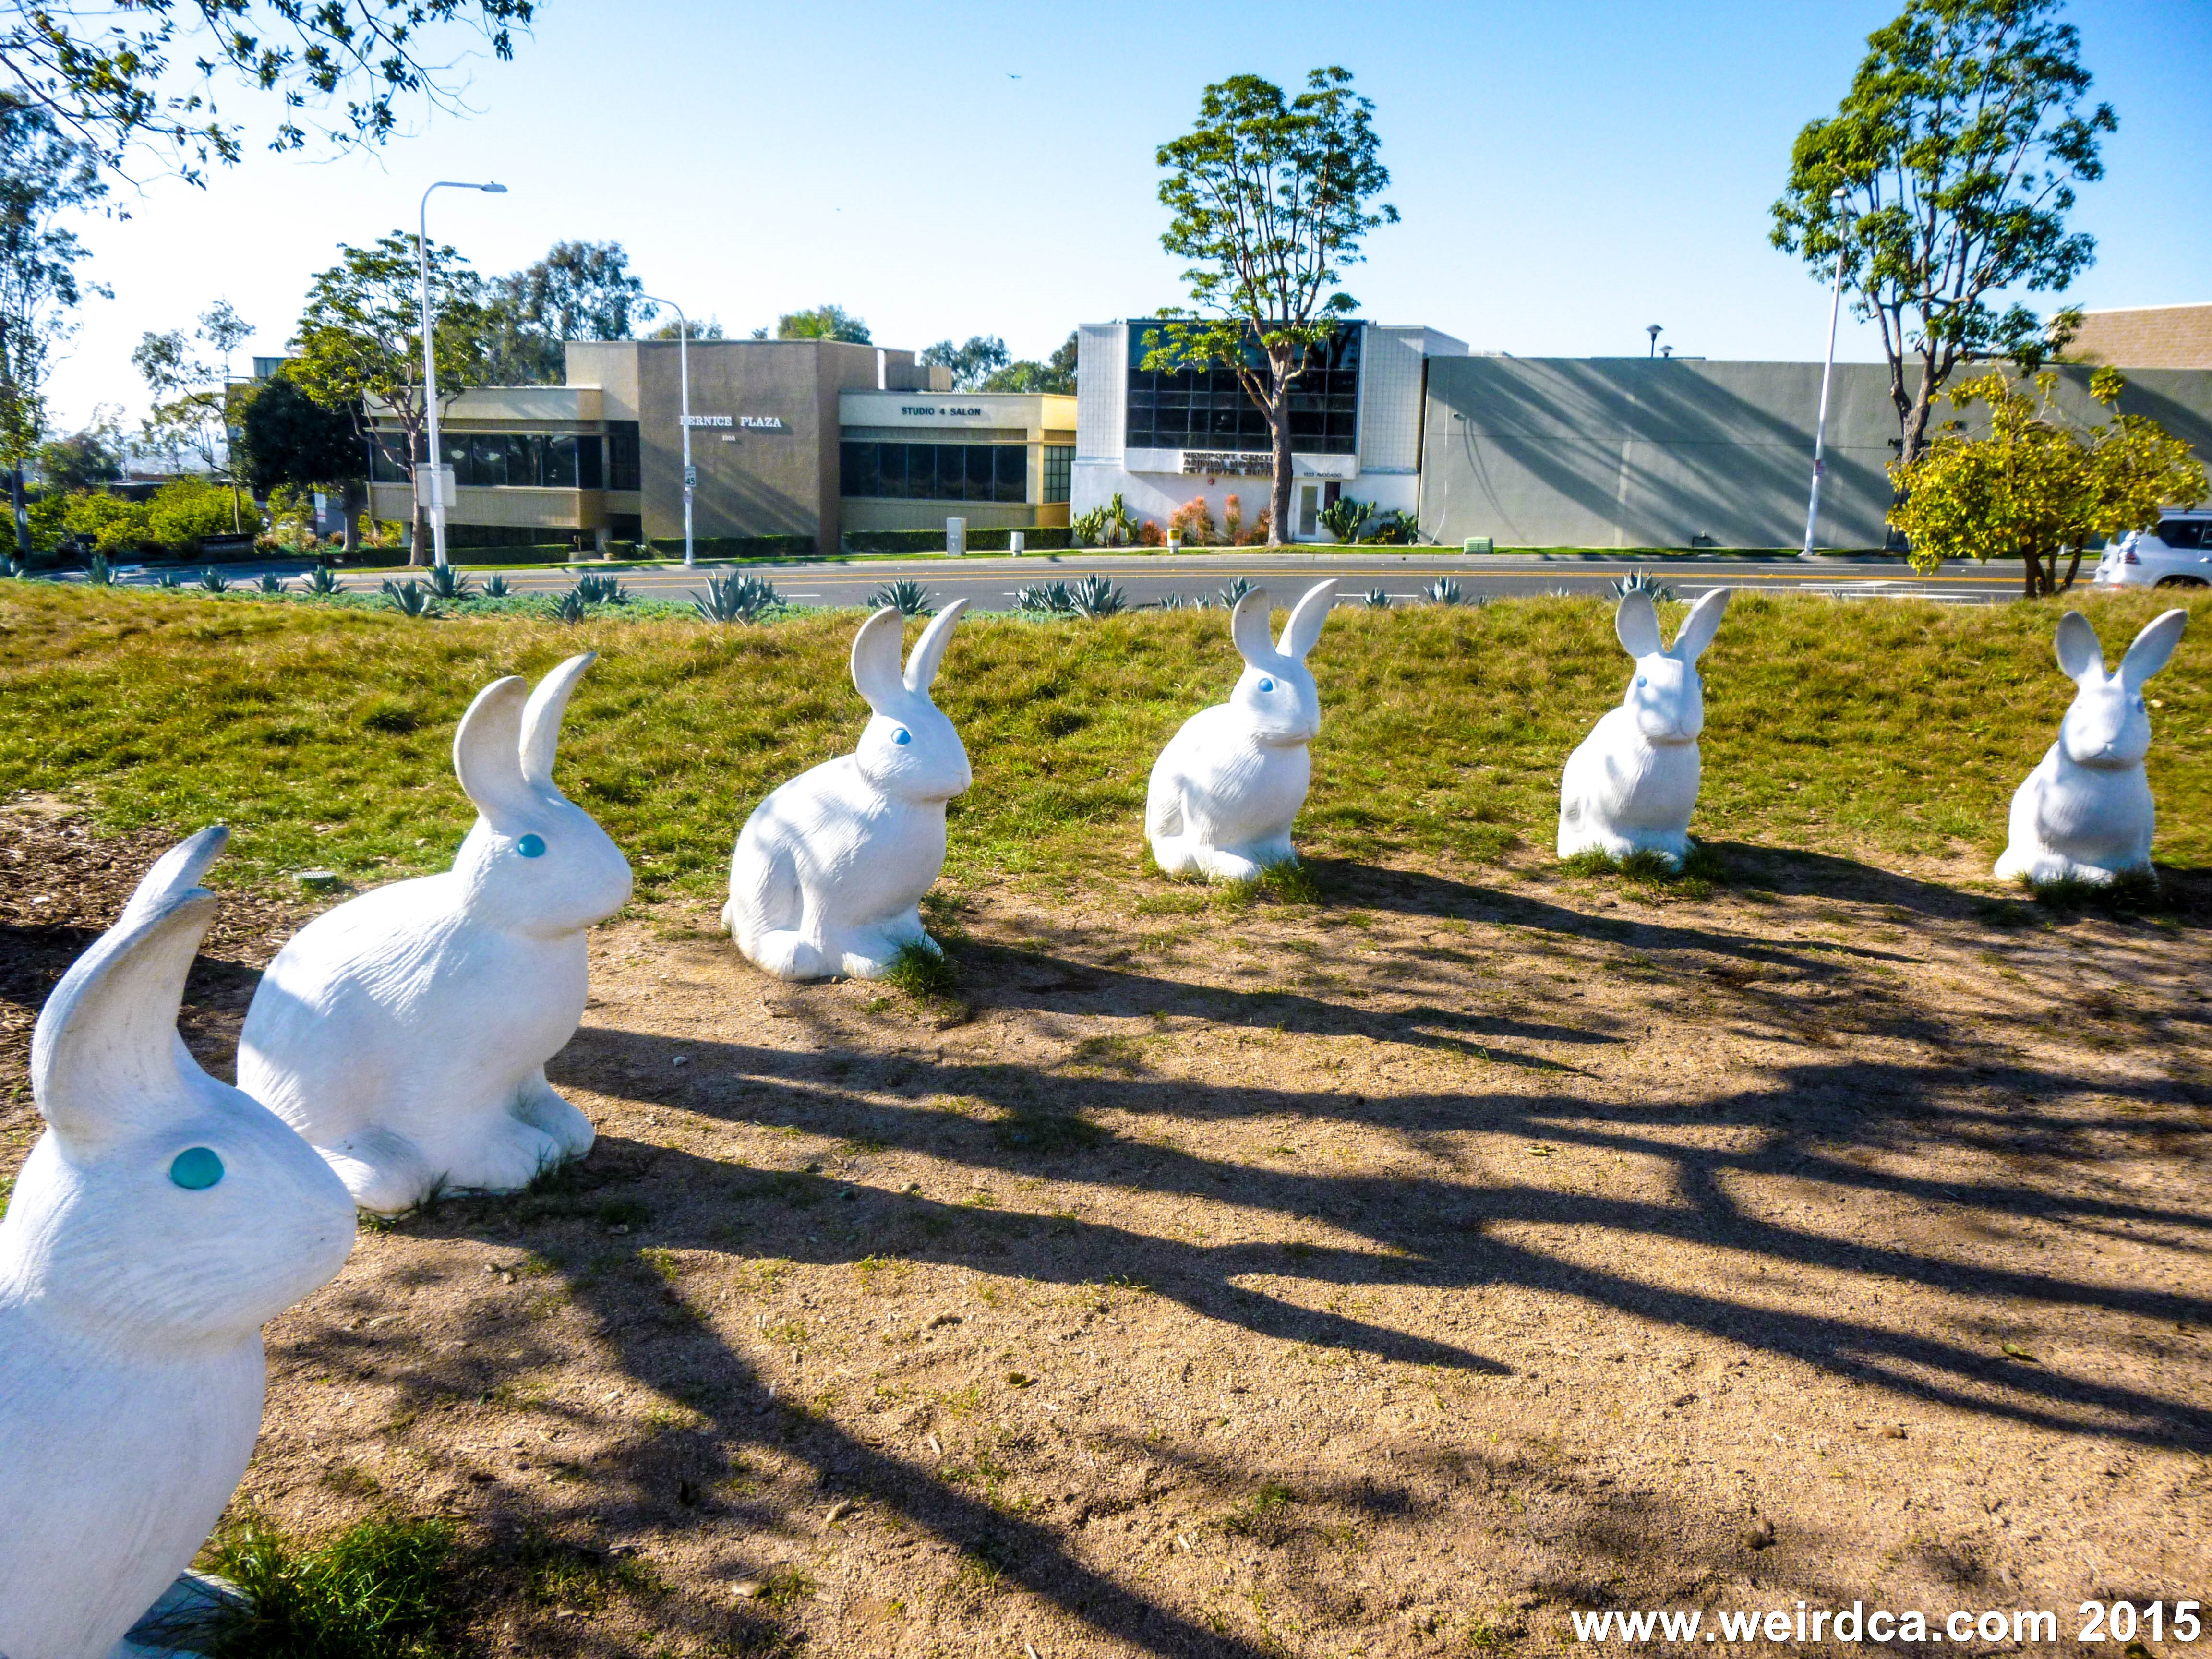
<box><xmin>1</xmin><ymin>582</ymin><xmax>2207</xmax><ymax>899</ymax></box>
<box><xmin>3</xmin><ymin>582</ymin><xmax>2210</xmax><ymax>1656</ymax></box>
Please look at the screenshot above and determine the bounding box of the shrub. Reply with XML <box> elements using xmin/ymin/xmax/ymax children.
<box><xmin>1136</xmin><ymin>519</ymin><xmax>1166</xmax><ymax>547</ymax></box>
<box><xmin>147</xmin><ymin>478</ymin><xmax>252</xmax><ymax>552</ymax></box>
<box><xmin>1318</xmin><ymin>495</ymin><xmax>1368</xmax><ymax>542</ymax></box>
<box><xmin>1359</xmin><ymin>506</ymin><xmax>1418</xmax><ymax>545</ymax></box>
<box><xmin>1168</xmin><ymin>496</ymin><xmax>1217</xmax><ymax>545</ymax></box>
<box><xmin>1221</xmin><ymin>492</ymin><xmax>1246</xmax><ymax>545</ymax></box>
<box><xmin>62</xmin><ymin>491</ymin><xmax>154</xmax><ymax>556</ymax></box>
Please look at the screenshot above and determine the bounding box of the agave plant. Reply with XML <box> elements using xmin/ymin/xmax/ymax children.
<box><xmin>255</xmin><ymin>572</ymin><xmax>285</xmax><ymax>594</ymax></box>
<box><xmin>693</xmin><ymin>571</ymin><xmax>781</xmax><ymax>623</ymax></box>
<box><xmin>1426</xmin><ymin>577</ymin><xmax>1463</xmax><ymax>606</ymax></box>
<box><xmin>1610</xmin><ymin>568</ymin><xmax>1679</xmax><ymax>603</ymax></box>
<box><xmin>82</xmin><ymin>553</ymin><xmax>115</xmax><ymax>587</ymax></box>
<box><xmin>0</xmin><ymin>557</ymin><xmax>25</xmax><ymax>579</ymax></box>
<box><xmin>197</xmin><ymin>567</ymin><xmax>233</xmax><ymax>593</ymax></box>
<box><xmin>1069</xmin><ymin>574</ymin><xmax>1127</xmax><ymax>619</ymax></box>
<box><xmin>1217</xmin><ymin>576</ymin><xmax>1255</xmax><ymax>608</ymax></box>
<box><xmin>1153</xmin><ymin>591</ymin><xmax>1198</xmax><ymax>612</ymax></box>
<box><xmin>549</xmin><ymin>589</ymin><xmax>588</xmax><ymax>624</ymax></box>
<box><xmin>869</xmin><ymin>578</ymin><xmax>933</xmax><ymax>616</ymax></box>
<box><xmin>571</xmin><ymin>573</ymin><xmax>629</xmax><ymax>606</ymax></box>
<box><xmin>425</xmin><ymin>564</ymin><xmax>478</xmax><ymax>601</ymax></box>
<box><xmin>481</xmin><ymin>574</ymin><xmax>513</xmax><ymax>598</ymax></box>
<box><xmin>155</xmin><ymin>570</ymin><xmax>187</xmax><ymax>589</ymax></box>
<box><xmin>1014</xmin><ymin>581</ymin><xmax>1075</xmax><ymax>616</ymax></box>
<box><xmin>1363</xmin><ymin>588</ymin><xmax>1392</xmax><ymax>609</ymax></box>
<box><xmin>300</xmin><ymin>565</ymin><xmax>342</xmax><ymax>595</ymax></box>
<box><xmin>381</xmin><ymin>577</ymin><xmax>435</xmax><ymax>617</ymax></box>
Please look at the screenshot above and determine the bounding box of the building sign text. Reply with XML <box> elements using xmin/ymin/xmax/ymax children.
<box><xmin>682</xmin><ymin>415</ymin><xmax>733</xmax><ymax>428</ymax></box>
<box><xmin>1181</xmin><ymin>450</ymin><xmax>1273</xmax><ymax>477</ymax></box>
<box><xmin>740</xmin><ymin>415</ymin><xmax>788</xmax><ymax>431</ymax></box>
<box><xmin>902</xmin><ymin>406</ymin><xmax>985</xmax><ymax>417</ymax></box>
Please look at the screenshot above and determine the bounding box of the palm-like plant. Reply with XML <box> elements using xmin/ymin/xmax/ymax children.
<box><xmin>1363</xmin><ymin>587</ymin><xmax>1391</xmax><ymax>608</ymax></box>
<box><xmin>256</xmin><ymin>572</ymin><xmax>285</xmax><ymax>594</ymax></box>
<box><xmin>571</xmin><ymin>573</ymin><xmax>628</xmax><ymax>606</ymax></box>
<box><xmin>693</xmin><ymin>571</ymin><xmax>781</xmax><ymax>623</ymax></box>
<box><xmin>1426</xmin><ymin>577</ymin><xmax>1463</xmax><ymax>606</ymax></box>
<box><xmin>300</xmin><ymin>566</ymin><xmax>342</xmax><ymax>595</ymax></box>
<box><xmin>869</xmin><ymin>578</ymin><xmax>933</xmax><ymax>616</ymax></box>
<box><xmin>82</xmin><ymin>553</ymin><xmax>115</xmax><ymax>587</ymax></box>
<box><xmin>197</xmin><ymin>567</ymin><xmax>233</xmax><ymax>593</ymax></box>
<box><xmin>425</xmin><ymin>564</ymin><xmax>478</xmax><ymax>601</ymax></box>
<box><xmin>381</xmin><ymin>577</ymin><xmax>435</xmax><ymax>617</ymax></box>
<box><xmin>481</xmin><ymin>574</ymin><xmax>513</xmax><ymax>598</ymax></box>
<box><xmin>1069</xmin><ymin>574</ymin><xmax>1128</xmax><ymax>618</ymax></box>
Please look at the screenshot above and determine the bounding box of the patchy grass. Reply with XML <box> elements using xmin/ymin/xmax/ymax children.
<box><xmin>200</xmin><ymin>1514</ymin><xmax>457</xmax><ymax>1659</ymax></box>
<box><xmin>882</xmin><ymin>938</ymin><xmax>961</xmax><ymax>1003</ymax></box>
<box><xmin>1559</xmin><ymin>841</ymin><xmax>1729</xmax><ymax>897</ymax></box>
<box><xmin>1</xmin><ymin>584</ymin><xmax>2209</xmax><ymax>902</ymax></box>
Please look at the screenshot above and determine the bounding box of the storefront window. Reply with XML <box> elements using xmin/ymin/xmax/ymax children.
<box><xmin>608</xmin><ymin>422</ymin><xmax>640</xmax><ymax>491</ymax></box>
<box><xmin>842</xmin><ymin>442</ymin><xmax>1027</xmax><ymax>503</ymax></box>
<box><xmin>388</xmin><ymin>431</ymin><xmax>610</xmax><ymax>489</ymax></box>
<box><xmin>1125</xmin><ymin>321</ymin><xmax>1360</xmax><ymax>455</ymax></box>
<box><xmin>1042</xmin><ymin>445</ymin><xmax>1072</xmax><ymax>503</ymax></box>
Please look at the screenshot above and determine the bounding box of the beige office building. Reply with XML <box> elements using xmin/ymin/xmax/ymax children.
<box><xmin>368</xmin><ymin>339</ymin><xmax>1073</xmax><ymax>556</ymax></box>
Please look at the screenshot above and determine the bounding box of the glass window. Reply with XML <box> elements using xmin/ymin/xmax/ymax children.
<box><xmin>994</xmin><ymin>445</ymin><xmax>1026</xmax><ymax>503</ymax></box>
<box><xmin>841</xmin><ymin>441</ymin><xmax>879</xmax><ymax>498</ymax></box>
<box><xmin>576</xmin><ymin>435</ymin><xmax>603</xmax><ymax>490</ymax></box>
<box><xmin>542</xmin><ymin>434</ymin><xmax>579</xmax><ymax>489</ymax></box>
<box><xmin>965</xmin><ymin>445</ymin><xmax>995</xmax><ymax>501</ymax></box>
<box><xmin>505</xmin><ymin>433</ymin><xmax>538</xmax><ymax>486</ymax></box>
<box><xmin>2156</xmin><ymin>517</ymin><xmax>2206</xmax><ymax>549</ymax></box>
<box><xmin>466</xmin><ymin>433</ymin><xmax>508</xmax><ymax>488</ymax></box>
<box><xmin>1042</xmin><ymin>445</ymin><xmax>1072</xmax><ymax>504</ymax></box>
<box><xmin>1125</xmin><ymin>321</ymin><xmax>1361</xmax><ymax>455</ymax></box>
<box><xmin>369</xmin><ymin>436</ymin><xmax>410</xmax><ymax>482</ymax></box>
<box><xmin>607</xmin><ymin>422</ymin><xmax>640</xmax><ymax>491</ymax></box>
<box><xmin>878</xmin><ymin>443</ymin><xmax>909</xmax><ymax>498</ymax></box>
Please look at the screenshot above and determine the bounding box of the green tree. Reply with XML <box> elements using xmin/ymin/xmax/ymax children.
<box><xmin>769</xmin><ymin>304</ymin><xmax>870</xmax><ymax>343</ymax></box>
<box><xmin>36</xmin><ymin>406</ymin><xmax>123</xmax><ymax>490</ymax></box>
<box><xmin>1150</xmin><ymin>67</ymin><xmax>1395</xmax><ymax>544</ymax></box>
<box><xmin>483</xmin><ymin>240</ymin><xmax>655</xmax><ymax>384</ymax></box>
<box><xmin>236</xmin><ymin>373</ymin><xmax>366</xmax><ymax>554</ymax></box>
<box><xmin>1887</xmin><ymin>368</ymin><xmax>2206</xmax><ymax>597</ymax></box>
<box><xmin>288</xmin><ymin>231</ymin><xmax>491</xmax><ymax>565</ymax></box>
<box><xmin>131</xmin><ymin>300</ymin><xmax>256</xmax><ymax>529</ymax></box>
<box><xmin>1771</xmin><ymin>0</ymin><xmax>2115</xmax><ymax>469</ymax></box>
<box><xmin>0</xmin><ymin>90</ymin><xmax>104</xmax><ymax>555</ymax></box>
<box><xmin>982</xmin><ymin>331</ymin><xmax>1079</xmax><ymax>395</ymax></box>
<box><xmin>920</xmin><ymin>335</ymin><xmax>1010</xmax><ymax>390</ymax></box>
<box><xmin>648</xmin><ymin>315</ymin><xmax>724</xmax><ymax>341</ymax></box>
<box><xmin>0</xmin><ymin>0</ymin><xmax>534</xmax><ymax>186</ymax></box>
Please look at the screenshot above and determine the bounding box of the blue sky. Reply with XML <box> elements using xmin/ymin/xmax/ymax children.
<box><xmin>43</xmin><ymin>0</ymin><xmax>2212</xmax><ymax>433</ymax></box>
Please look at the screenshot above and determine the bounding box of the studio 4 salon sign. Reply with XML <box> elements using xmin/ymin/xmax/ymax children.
<box><xmin>682</xmin><ymin>415</ymin><xmax>788</xmax><ymax>431</ymax></box>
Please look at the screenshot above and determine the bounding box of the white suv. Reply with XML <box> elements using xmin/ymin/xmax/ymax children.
<box><xmin>2093</xmin><ymin>511</ymin><xmax>2212</xmax><ymax>588</ymax></box>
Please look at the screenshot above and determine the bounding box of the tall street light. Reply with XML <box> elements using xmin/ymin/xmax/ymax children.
<box><xmin>1801</xmin><ymin>186</ymin><xmax>1851</xmax><ymax>558</ymax></box>
<box><xmin>418</xmin><ymin>179</ymin><xmax>506</xmax><ymax>570</ymax></box>
<box><xmin>636</xmin><ymin>293</ymin><xmax>694</xmax><ymax>567</ymax></box>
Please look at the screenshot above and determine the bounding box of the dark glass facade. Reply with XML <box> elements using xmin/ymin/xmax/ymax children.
<box><xmin>841</xmin><ymin>442</ymin><xmax>1026</xmax><ymax>503</ymax></box>
<box><xmin>371</xmin><ymin>431</ymin><xmax>605</xmax><ymax>489</ymax></box>
<box><xmin>1042</xmin><ymin>445</ymin><xmax>1073</xmax><ymax>504</ymax></box>
<box><xmin>1124</xmin><ymin>321</ymin><xmax>1362</xmax><ymax>455</ymax></box>
<box><xmin>607</xmin><ymin>421</ymin><xmax>641</xmax><ymax>492</ymax></box>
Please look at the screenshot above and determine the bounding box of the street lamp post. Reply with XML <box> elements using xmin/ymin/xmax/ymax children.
<box><xmin>1801</xmin><ymin>187</ymin><xmax>1850</xmax><ymax>559</ymax></box>
<box><xmin>418</xmin><ymin>179</ymin><xmax>506</xmax><ymax>570</ymax></box>
<box><xmin>637</xmin><ymin>293</ymin><xmax>694</xmax><ymax>567</ymax></box>
<box><xmin>1646</xmin><ymin>324</ymin><xmax>1662</xmax><ymax>358</ymax></box>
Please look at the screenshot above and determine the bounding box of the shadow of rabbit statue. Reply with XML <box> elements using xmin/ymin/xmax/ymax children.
<box><xmin>0</xmin><ymin>828</ymin><xmax>356</xmax><ymax>1659</ymax></box>
<box><xmin>238</xmin><ymin>653</ymin><xmax>632</xmax><ymax>1215</ymax></box>
<box><xmin>1557</xmin><ymin>585</ymin><xmax>1731</xmax><ymax>868</ymax></box>
<box><xmin>1146</xmin><ymin>579</ymin><xmax>1337</xmax><ymax>882</ymax></box>
<box><xmin>725</xmin><ymin>601</ymin><xmax>972</xmax><ymax>980</ymax></box>
<box><xmin>1995</xmin><ymin>607</ymin><xmax>2187</xmax><ymax>887</ymax></box>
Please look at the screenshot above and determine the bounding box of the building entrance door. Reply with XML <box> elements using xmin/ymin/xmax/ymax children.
<box><xmin>1296</xmin><ymin>483</ymin><xmax>1319</xmax><ymax>540</ymax></box>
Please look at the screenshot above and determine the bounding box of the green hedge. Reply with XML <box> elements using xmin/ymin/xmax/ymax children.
<box><xmin>842</xmin><ymin>526</ymin><xmax>1073</xmax><ymax>553</ymax></box>
<box><xmin>645</xmin><ymin>534</ymin><xmax>817</xmax><ymax>560</ymax></box>
<box><xmin>445</xmin><ymin>543</ymin><xmax>600</xmax><ymax>566</ymax></box>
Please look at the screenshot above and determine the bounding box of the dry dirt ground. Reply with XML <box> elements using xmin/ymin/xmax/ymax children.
<box><xmin>4</xmin><ymin>804</ymin><xmax>2210</xmax><ymax>1659</ymax></box>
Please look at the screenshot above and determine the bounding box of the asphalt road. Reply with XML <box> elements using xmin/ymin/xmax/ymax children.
<box><xmin>280</xmin><ymin>550</ymin><xmax>2023</xmax><ymax>608</ymax></box>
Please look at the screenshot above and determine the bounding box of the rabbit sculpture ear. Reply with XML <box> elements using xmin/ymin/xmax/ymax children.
<box><xmin>2054</xmin><ymin>611</ymin><xmax>2105</xmax><ymax>683</ymax></box>
<box><xmin>454</xmin><ymin>674</ymin><xmax>537</xmax><ymax>826</ymax></box>
<box><xmin>1276</xmin><ymin>580</ymin><xmax>1339</xmax><ymax>661</ymax></box>
<box><xmin>851</xmin><ymin>606</ymin><xmax>910</xmax><ymax>713</ymax></box>
<box><xmin>520</xmin><ymin>651</ymin><xmax>597</xmax><ymax>791</ymax></box>
<box><xmin>1671</xmin><ymin>587</ymin><xmax>1732</xmax><ymax>661</ymax></box>
<box><xmin>1229</xmin><ymin>586</ymin><xmax>1276</xmax><ymax>667</ymax></box>
<box><xmin>1615</xmin><ymin>589</ymin><xmax>1664</xmax><ymax>658</ymax></box>
<box><xmin>30</xmin><ymin>826</ymin><xmax>227</xmax><ymax>1149</ymax></box>
<box><xmin>903</xmin><ymin>599</ymin><xmax>969</xmax><ymax>695</ymax></box>
<box><xmin>2117</xmin><ymin>609</ymin><xmax>2188</xmax><ymax>691</ymax></box>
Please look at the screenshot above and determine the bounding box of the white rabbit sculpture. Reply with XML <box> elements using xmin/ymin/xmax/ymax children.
<box><xmin>1147</xmin><ymin>580</ymin><xmax>1337</xmax><ymax>881</ymax></box>
<box><xmin>238</xmin><ymin>653</ymin><xmax>632</xmax><ymax>1214</ymax></box>
<box><xmin>725</xmin><ymin>601</ymin><xmax>971</xmax><ymax>980</ymax></box>
<box><xmin>1995</xmin><ymin>608</ymin><xmax>2188</xmax><ymax>887</ymax></box>
<box><xmin>0</xmin><ymin>828</ymin><xmax>356</xmax><ymax>1659</ymax></box>
<box><xmin>1557</xmin><ymin>586</ymin><xmax>1731</xmax><ymax>867</ymax></box>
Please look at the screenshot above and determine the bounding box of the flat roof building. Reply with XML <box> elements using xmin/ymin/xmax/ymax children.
<box><xmin>369</xmin><ymin>339</ymin><xmax>1073</xmax><ymax>555</ymax></box>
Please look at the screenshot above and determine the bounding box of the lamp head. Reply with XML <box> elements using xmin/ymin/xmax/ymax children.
<box><xmin>481</xmin><ymin>182</ymin><xmax>508</xmax><ymax>193</ymax></box>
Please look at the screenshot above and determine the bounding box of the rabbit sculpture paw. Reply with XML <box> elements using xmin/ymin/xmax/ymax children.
<box><xmin>1995</xmin><ymin>609</ymin><xmax>2186</xmax><ymax>888</ymax></box>
<box><xmin>1147</xmin><ymin>581</ymin><xmax>1337</xmax><ymax>882</ymax></box>
<box><xmin>0</xmin><ymin>829</ymin><xmax>356</xmax><ymax>1659</ymax></box>
<box><xmin>238</xmin><ymin>653</ymin><xmax>632</xmax><ymax>1214</ymax></box>
<box><xmin>726</xmin><ymin>602</ymin><xmax>972</xmax><ymax>980</ymax></box>
<box><xmin>1557</xmin><ymin>587</ymin><xmax>1731</xmax><ymax>868</ymax></box>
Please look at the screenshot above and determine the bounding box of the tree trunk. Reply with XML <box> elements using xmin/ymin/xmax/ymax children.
<box><xmin>410</xmin><ymin>499</ymin><xmax>429</xmax><ymax>567</ymax></box>
<box><xmin>1899</xmin><ymin>351</ymin><xmax>1940</xmax><ymax>471</ymax></box>
<box><xmin>2058</xmin><ymin>546</ymin><xmax>2083</xmax><ymax>591</ymax></box>
<box><xmin>1267</xmin><ymin>390</ymin><xmax>1294</xmax><ymax>548</ymax></box>
<box><xmin>341</xmin><ymin>481</ymin><xmax>363</xmax><ymax>558</ymax></box>
<box><xmin>9</xmin><ymin>467</ymin><xmax>28</xmax><ymax>561</ymax></box>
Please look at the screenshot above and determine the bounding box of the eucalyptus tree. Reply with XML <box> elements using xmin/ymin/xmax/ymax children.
<box><xmin>1147</xmin><ymin>67</ymin><xmax>1395</xmax><ymax>545</ymax></box>
<box><xmin>132</xmin><ymin>300</ymin><xmax>255</xmax><ymax>528</ymax></box>
<box><xmin>484</xmin><ymin>240</ymin><xmax>657</xmax><ymax>384</ymax></box>
<box><xmin>1771</xmin><ymin>0</ymin><xmax>2115</xmax><ymax>468</ymax></box>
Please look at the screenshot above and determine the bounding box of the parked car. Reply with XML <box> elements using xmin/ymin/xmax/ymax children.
<box><xmin>2092</xmin><ymin>510</ymin><xmax>2212</xmax><ymax>588</ymax></box>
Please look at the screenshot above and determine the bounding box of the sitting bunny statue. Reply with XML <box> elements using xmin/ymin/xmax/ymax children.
<box><xmin>1558</xmin><ymin>586</ymin><xmax>1731</xmax><ymax>867</ymax></box>
<box><xmin>1995</xmin><ymin>608</ymin><xmax>2187</xmax><ymax>886</ymax></box>
<box><xmin>0</xmin><ymin>828</ymin><xmax>356</xmax><ymax>1659</ymax></box>
<box><xmin>726</xmin><ymin>601</ymin><xmax>971</xmax><ymax>979</ymax></box>
<box><xmin>1147</xmin><ymin>580</ymin><xmax>1337</xmax><ymax>881</ymax></box>
<box><xmin>238</xmin><ymin>653</ymin><xmax>632</xmax><ymax>1214</ymax></box>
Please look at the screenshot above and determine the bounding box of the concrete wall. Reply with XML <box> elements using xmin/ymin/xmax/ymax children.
<box><xmin>1417</xmin><ymin>358</ymin><xmax>2212</xmax><ymax>550</ymax></box>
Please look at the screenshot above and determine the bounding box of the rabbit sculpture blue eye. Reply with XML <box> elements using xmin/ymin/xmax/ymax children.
<box><xmin>169</xmin><ymin>1146</ymin><xmax>224</xmax><ymax>1190</ymax></box>
<box><xmin>892</xmin><ymin>727</ymin><xmax>911</xmax><ymax>745</ymax></box>
<box><xmin>517</xmin><ymin>833</ymin><xmax>546</xmax><ymax>858</ymax></box>
<box><xmin>1258</xmin><ymin>676</ymin><xmax>1275</xmax><ymax>693</ymax></box>
<box><xmin>1635</xmin><ymin>676</ymin><xmax>1647</xmax><ymax>688</ymax></box>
